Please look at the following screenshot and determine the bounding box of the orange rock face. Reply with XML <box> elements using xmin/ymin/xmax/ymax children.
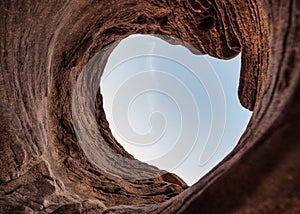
<box><xmin>0</xmin><ymin>0</ymin><xmax>299</xmax><ymax>213</ymax></box>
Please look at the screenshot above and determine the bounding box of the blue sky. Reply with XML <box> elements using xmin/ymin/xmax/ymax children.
<box><xmin>100</xmin><ymin>34</ymin><xmax>252</xmax><ymax>185</ymax></box>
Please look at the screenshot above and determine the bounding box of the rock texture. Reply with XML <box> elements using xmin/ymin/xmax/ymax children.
<box><xmin>0</xmin><ymin>0</ymin><xmax>299</xmax><ymax>213</ymax></box>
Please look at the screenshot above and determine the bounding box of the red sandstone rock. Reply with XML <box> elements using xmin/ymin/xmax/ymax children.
<box><xmin>0</xmin><ymin>0</ymin><xmax>299</xmax><ymax>213</ymax></box>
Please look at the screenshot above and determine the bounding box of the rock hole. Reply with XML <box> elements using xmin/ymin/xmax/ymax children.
<box><xmin>200</xmin><ymin>16</ymin><xmax>215</xmax><ymax>29</ymax></box>
<box><xmin>100</xmin><ymin>34</ymin><xmax>252</xmax><ymax>185</ymax></box>
<box><xmin>136</xmin><ymin>15</ymin><xmax>147</xmax><ymax>24</ymax></box>
<box><xmin>159</xmin><ymin>16</ymin><xmax>168</xmax><ymax>26</ymax></box>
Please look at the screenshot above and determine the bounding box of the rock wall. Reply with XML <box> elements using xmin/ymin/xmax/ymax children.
<box><xmin>0</xmin><ymin>0</ymin><xmax>299</xmax><ymax>213</ymax></box>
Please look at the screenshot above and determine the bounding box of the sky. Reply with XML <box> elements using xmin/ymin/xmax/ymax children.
<box><xmin>100</xmin><ymin>34</ymin><xmax>252</xmax><ymax>186</ymax></box>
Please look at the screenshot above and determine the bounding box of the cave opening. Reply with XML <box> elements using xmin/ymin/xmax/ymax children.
<box><xmin>100</xmin><ymin>34</ymin><xmax>252</xmax><ymax>185</ymax></box>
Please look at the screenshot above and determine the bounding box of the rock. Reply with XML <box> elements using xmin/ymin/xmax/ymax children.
<box><xmin>0</xmin><ymin>0</ymin><xmax>299</xmax><ymax>213</ymax></box>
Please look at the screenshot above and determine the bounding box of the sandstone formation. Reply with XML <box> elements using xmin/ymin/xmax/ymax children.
<box><xmin>0</xmin><ymin>0</ymin><xmax>299</xmax><ymax>213</ymax></box>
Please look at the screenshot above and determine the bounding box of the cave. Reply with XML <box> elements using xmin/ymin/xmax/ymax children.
<box><xmin>0</xmin><ymin>0</ymin><xmax>299</xmax><ymax>213</ymax></box>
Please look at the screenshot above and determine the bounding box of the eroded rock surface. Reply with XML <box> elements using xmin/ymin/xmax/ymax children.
<box><xmin>0</xmin><ymin>0</ymin><xmax>299</xmax><ymax>213</ymax></box>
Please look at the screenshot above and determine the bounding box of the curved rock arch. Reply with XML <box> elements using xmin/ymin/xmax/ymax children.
<box><xmin>0</xmin><ymin>0</ymin><xmax>299</xmax><ymax>213</ymax></box>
